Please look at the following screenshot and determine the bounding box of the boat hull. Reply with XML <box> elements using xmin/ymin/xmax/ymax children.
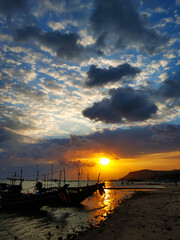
<box><xmin>0</xmin><ymin>190</ymin><xmax>59</xmax><ymax>209</ymax></box>
<box><xmin>0</xmin><ymin>183</ymin><xmax>105</xmax><ymax>209</ymax></box>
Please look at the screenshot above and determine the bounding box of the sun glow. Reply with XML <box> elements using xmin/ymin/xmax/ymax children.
<box><xmin>99</xmin><ymin>157</ymin><xmax>110</xmax><ymax>166</ymax></box>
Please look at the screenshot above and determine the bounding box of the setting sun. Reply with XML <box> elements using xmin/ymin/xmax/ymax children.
<box><xmin>99</xmin><ymin>158</ymin><xmax>110</xmax><ymax>166</ymax></box>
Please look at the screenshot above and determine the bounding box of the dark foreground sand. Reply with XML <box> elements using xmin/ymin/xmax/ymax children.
<box><xmin>77</xmin><ymin>183</ymin><xmax>180</xmax><ymax>240</ymax></box>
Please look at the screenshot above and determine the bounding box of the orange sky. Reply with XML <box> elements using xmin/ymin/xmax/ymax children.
<box><xmin>52</xmin><ymin>150</ymin><xmax>180</xmax><ymax>180</ymax></box>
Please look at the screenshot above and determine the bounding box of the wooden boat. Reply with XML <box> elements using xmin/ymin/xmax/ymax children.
<box><xmin>0</xmin><ymin>178</ymin><xmax>105</xmax><ymax>209</ymax></box>
<box><xmin>0</xmin><ymin>186</ymin><xmax>59</xmax><ymax>209</ymax></box>
<box><xmin>58</xmin><ymin>182</ymin><xmax>105</xmax><ymax>205</ymax></box>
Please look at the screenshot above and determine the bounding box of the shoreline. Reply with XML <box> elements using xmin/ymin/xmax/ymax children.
<box><xmin>75</xmin><ymin>183</ymin><xmax>180</xmax><ymax>240</ymax></box>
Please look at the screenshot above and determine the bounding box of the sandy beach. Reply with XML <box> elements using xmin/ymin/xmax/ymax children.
<box><xmin>77</xmin><ymin>183</ymin><xmax>180</xmax><ymax>240</ymax></box>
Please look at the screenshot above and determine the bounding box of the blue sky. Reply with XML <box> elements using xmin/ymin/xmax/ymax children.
<box><xmin>0</xmin><ymin>0</ymin><xmax>180</xmax><ymax>179</ymax></box>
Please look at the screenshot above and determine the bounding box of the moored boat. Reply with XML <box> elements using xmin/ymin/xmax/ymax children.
<box><xmin>0</xmin><ymin>175</ymin><xmax>105</xmax><ymax>209</ymax></box>
<box><xmin>58</xmin><ymin>182</ymin><xmax>105</xmax><ymax>205</ymax></box>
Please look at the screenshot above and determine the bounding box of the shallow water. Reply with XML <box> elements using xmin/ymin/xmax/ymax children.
<box><xmin>0</xmin><ymin>180</ymin><xmax>160</xmax><ymax>240</ymax></box>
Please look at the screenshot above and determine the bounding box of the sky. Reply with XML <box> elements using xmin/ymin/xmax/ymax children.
<box><xmin>0</xmin><ymin>0</ymin><xmax>180</xmax><ymax>180</ymax></box>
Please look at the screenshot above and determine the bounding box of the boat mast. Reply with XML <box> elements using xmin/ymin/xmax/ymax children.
<box><xmin>51</xmin><ymin>164</ymin><xmax>53</xmax><ymax>188</ymax></box>
<box><xmin>11</xmin><ymin>172</ymin><xmax>17</xmax><ymax>185</ymax></box>
<box><xmin>46</xmin><ymin>173</ymin><xmax>49</xmax><ymax>188</ymax></box>
<box><xmin>58</xmin><ymin>170</ymin><xmax>62</xmax><ymax>187</ymax></box>
<box><xmin>36</xmin><ymin>164</ymin><xmax>39</xmax><ymax>182</ymax></box>
<box><xmin>7</xmin><ymin>169</ymin><xmax>24</xmax><ymax>186</ymax></box>
<box><xmin>20</xmin><ymin>167</ymin><xmax>23</xmax><ymax>187</ymax></box>
<box><xmin>87</xmin><ymin>174</ymin><xmax>89</xmax><ymax>186</ymax></box>
<box><xmin>77</xmin><ymin>165</ymin><xmax>80</xmax><ymax>187</ymax></box>
<box><xmin>63</xmin><ymin>169</ymin><xmax>66</xmax><ymax>185</ymax></box>
<box><xmin>43</xmin><ymin>174</ymin><xmax>47</xmax><ymax>188</ymax></box>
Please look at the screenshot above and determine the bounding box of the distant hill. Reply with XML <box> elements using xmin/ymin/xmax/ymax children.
<box><xmin>122</xmin><ymin>169</ymin><xmax>180</xmax><ymax>181</ymax></box>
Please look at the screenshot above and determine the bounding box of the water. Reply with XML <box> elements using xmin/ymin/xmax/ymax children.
<box><xmin>0</xmin><ymin>180</ymin><xmax>161</xmax><ymax>240</ymax></box>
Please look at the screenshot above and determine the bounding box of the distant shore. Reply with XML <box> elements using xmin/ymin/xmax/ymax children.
<box><xmin>77</xmin><ymin>183</ymin><xmax>180</xmax><ymax>240</ymax></box>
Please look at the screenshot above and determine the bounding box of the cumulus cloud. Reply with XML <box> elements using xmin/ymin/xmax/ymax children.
<box><xmin>90</xmin><ymin>0</ymin><xmax>168</xmax><ymax>54</ymax></box>
<box><xmin>13</xmin><ymin>26</ymin><xmax>100</xmax><ymax>61</ymax></box>
<box><xmin>83</xmin><ymin>70</ymin><xmax>180</xmax><ymax>125</ymax></box>
<box><xmin>83</xmin><ymin>87</ymin><xmax>157</xmax><ymax>123</ymax></box>
<box><xmin>158</xmin><ymin>72</ymin><xmax>180</xmax><ymax>99</ymax></box>
<box><xmin>1</xmin><ymin>0</ymin><xmax>169</xmax><ymax>64</ymax></box>
<box><xmin>85</xmin><ymin>63</ymin><xmax>141</xmax><ymax>87</ymax></box>
<box><xmin>0</xmin><ymin>0</ymin><xmax>99</xmax><ymax>62</ymax></box>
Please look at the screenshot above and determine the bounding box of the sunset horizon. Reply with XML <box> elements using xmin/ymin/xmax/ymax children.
<box><xmin>0</xmin><ymin>0</ymin><xmax>180</xmax><ymax>181</ymax></box>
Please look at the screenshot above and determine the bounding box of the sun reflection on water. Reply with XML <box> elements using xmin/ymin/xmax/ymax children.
<box><xmin>82</xmin><ymin>185</ymin><xmax>135</xmax><ymax>226</ymax></box>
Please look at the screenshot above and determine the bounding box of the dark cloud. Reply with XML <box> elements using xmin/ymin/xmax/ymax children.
<box><xmin>13</xmin><ymin>26</ymin><xmax>41</xmax><ymax>41</ymax></box>
<box><xmin>83</xmin><ymin>87</ymin><xmax>157</xmax><ymax>123</ymax></box>
<box><xmin>0</xmin><ymin>0</ymin><xmax>27</xmax><ymax>14</ymax></box>
<box><xmin>0</xmin><ymin>127</ymin><xmax>16</xmax><ymax>143</ymax></box>
<box><xmin>1</xmin><ymin>123</ymin><xmax>180</xmax><ymax>179</ymax></box>
<box><xmin>0</xmin><ymin>135</ymin><xmax>98</xmax><ymax>173</ymax></box>
<box><xmin>85</xmin><ymin>63</ymin><xmax>141</xmax><ymax>87</ymax></box>
<box><xmin>1</xmin><ymin>124</ymin><xmax>179</xmax><ymax>166</ymax></box>
<box><xmin>0</xmin><ymin>127</ymin><xmax>26</xmax><ymax>157</ymax></box>
<box><xmin>158</xmin><ymin>72</ymin><xmax>180</xmax><ymax>99</ymax></box>
<box><xmin>13</xmin><ymin>26</ymin><xmax>100</xmax><ymax>61</ymax></box>
<box><xmin>2</xmin><ymin>0</ymin><xmax>169</xmax><ymax>62</ymax></box>
<box><xmin>142</xmin><ymin>0</ymin><xmax>169</xmax><ymax>8</ymax></box>
<box><xmin>87</xmin><ymin>124</ymin><xmax>180</xmax><ymax>157</ymax></box>
<box><xmin>0</xmin><ymin>0</ymin><xmax>100</xmax><ymax>62</ymax></box>
<box><xmin>151</xmin><ymin>124</ymin><xmax>180</xmax><ymax>139</ymax></box>
<box><xmin>90</xmin><ymin>0</ymin><xmax>168</xmax><ymax>54</ymax></box>
<box><xmin>0</xmin><ymin>0</ymin><xmax>31</xmax><ymax>29</ymax></box>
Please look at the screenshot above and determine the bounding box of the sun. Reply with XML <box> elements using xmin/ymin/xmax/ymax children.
<box><xmin>99</xmin><ymin>157</ymin><xmax>110</xmax><ymax>166</ymax></box>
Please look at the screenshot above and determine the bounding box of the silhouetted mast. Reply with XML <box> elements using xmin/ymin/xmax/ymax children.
<box><xmin>77</xmin><ymin>165</ymin><xmax>80</xmax><ymax>187</ymax></box>
<box><xmin>36</xmin><ymin>164</ymin><xmax>39</xmax><ymax>182</ymax></box>
<box><xmin>51</xmin><ymin>164</ymin><xmax>53</xmax><ymax>188</ymax></box>
<box><xmin>63</xmin><ymin>169</ymin><xmax>66</xmax><ymax>184</ymax></box>
<box><xmin>87</xmin><ymin>174</ymin><xmax>89</xmax><ymax>186</ymax></box>
<box><xmin>58</xmin><ymin>170</ymin><xmax>62</xmax><ymax>187</ymax></box>
<box><xmin>20</xmin><ymin>167</ymin><xmax>23</xmax><ymax>187</ymax></box>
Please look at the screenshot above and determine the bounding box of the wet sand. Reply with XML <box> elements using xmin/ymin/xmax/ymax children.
<box><xmin>78</xmin><ymin>183</ymin><xmax>180</xmax><ymax>240</ymax></box>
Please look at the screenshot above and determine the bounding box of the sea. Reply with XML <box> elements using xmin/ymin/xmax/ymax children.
<box><xmin>0</xmin><ymin>180</ymin><xmax>163</xmax><ymax>240</ymax></box>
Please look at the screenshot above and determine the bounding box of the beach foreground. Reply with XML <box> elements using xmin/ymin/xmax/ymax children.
<box><xmin>78</xmin><ymin>183</ymin><xmax>180</xmax><ymax>240</ymax></box>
